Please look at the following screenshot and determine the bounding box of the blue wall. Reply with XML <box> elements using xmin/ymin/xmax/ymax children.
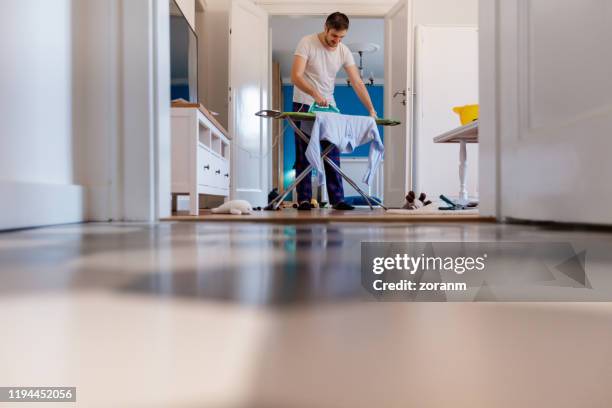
<box><xmin>282</xmin><ymin>84</ymin><xmax>384</xmax><ymax>189</ymax></box>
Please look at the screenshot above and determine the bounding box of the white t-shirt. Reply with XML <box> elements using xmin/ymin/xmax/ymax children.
<box><xmin>293</xmin><ymin>33</ymin><xmax>356</xmax><ymax>106</ymax></box>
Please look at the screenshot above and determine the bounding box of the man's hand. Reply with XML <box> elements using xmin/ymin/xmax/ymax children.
<box><xmin>313</xmin><ymin>93</ymin><xmax>329</xmax><ymax>107</ymax></box>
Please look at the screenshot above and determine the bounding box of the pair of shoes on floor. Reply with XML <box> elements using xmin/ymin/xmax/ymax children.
<box><xmin>297</xmin><ymin>201</ymin><xmax>313</xmax><ymax>211</ymax></box>
<box><xmin>332</xmin><ymin>201</ymin><xmax>355</xmax><ymax>211</ymax></box>
<box><xmin>296</xmin><ymin>201</ymin><xmax>355</xmax><ymax>211</ymax></box>
<box><xmin>402</xmin><ymin>191</ymin><xmax>433</xmax><ymax>210</ymax></box>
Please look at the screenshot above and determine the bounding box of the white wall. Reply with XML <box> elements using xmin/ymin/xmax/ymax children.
<box><xmin>200</xmin><ymin>0</ymin><xmax>230</xmax><ymax>128</ymax></box>
<box><xmin>413</xmin><ymin>0</ymin><xmax>478</xmax><ymax>26</ymax></box>
<box><xmin>156</xmin><ymin>0</ymin><xmax>173</xmax><ymax>220</ymax></box>
<box><xmin>74</xmin><ymin>0</ymin><xmax>163</xmax><ymax>223</ymax></box>
<box><xmin>0</xmin><ymin>0</ymin><xmax>84</xmax><ymax>230</ymax></box>
<box><xmin>120</xmin><ymin>0</ymin><xmax>172</xmax><ymax>221</ymax></box>
<box><xmin>1</xmin><ymin>1</ymin><xmax>74</xmax><ymax>185</ymax></box>
<box><xmin>0</xmin><ymin>0</ymin><xmax>170</xmax><ymax>230</ymax></box>
<box><xmin>256</xmin><ymin>0</ymin><xmax>396</xmax><ymax>16</ymax></box>
<box><xmin>175</xmin><ymin>0</ymin><xmax>196</xmax><ymax>29</ymax></box>
<box><xmin>75</xmin><ymin>0</ymin><xmax>170</xmax><ymax>223</ymax></box>
<box><xmin>72</xmin><ymin>0</ymin><xmax>121</xmax><ymax>222</ymax></box>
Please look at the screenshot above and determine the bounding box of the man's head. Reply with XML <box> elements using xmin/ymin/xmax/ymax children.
<box><xmin>323</xmin><ymin>12</ymin><xmax>349</xmax><ymax>48</ymax></box>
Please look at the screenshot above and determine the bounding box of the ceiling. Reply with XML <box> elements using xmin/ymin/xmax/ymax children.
<box><xmin>270</xmin><ymin>16</ymin><xmax>385</xmax><ymax>82</ymax></box>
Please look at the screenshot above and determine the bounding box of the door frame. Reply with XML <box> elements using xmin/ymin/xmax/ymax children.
<box><xmin>478</xmin><ymin>0</ymin><xmax>500</xmax><ymax>219</ymax></box>
<box><xmin>143</xmin><ymin>0</ymin><xmax>499</xmax><ymax>220</ymax></box>
<box><xmin>384</xmin><ymin>0</ymin><xmax>414</xmax><ymax>206</ymax></box>
<box><xmin>262</xmin><ymin>0</ymin><xmax>499</xmax><ymax>218</ymax></box>
<box><xmin>257</xmin><ymin>1</ymin><xmax>396</xmax><ymax>16</ymax></box>
<box><xmin>117</xmin><ymin>0</ymin><xmax>171</xmax><ymax>222</ymax></box>
<box><xmin>413</xmin><ymin>24</ymin><xmax>479</xmax><ymax>201</ymax></box>
<box><xmin>228</xmin><ymin>0</ymin><xmax>271</xmax><ymax>205</ymax></box>
<box><xmin>265</xmin><ymin>1</ymin><xmax>415</xmax><ymax>206</ymax></box>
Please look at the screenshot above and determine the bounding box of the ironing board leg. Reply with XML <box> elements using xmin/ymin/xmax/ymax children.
<box><xmin>286</xmin><ymin>118</ymin><xmax>386</xmax><ymax>211</ymax></box>
<box><xmin>322</xmin><ymin>154</ymin><xmax>388</xmax><ymax>210</ymax></box>
<box><xmin>270</xmin><ymin>164</ymin><xmax>313</xmax><ymax>210</ymax></box>
<box><xmin>321</xmin><ymin>159</ymin><xmax>388</xmax><ymax>211</ymax></box>
<box><xmin>268</xmin><ymin>144</ymin><xmax>337</xmax><ymax>210</ymax></box>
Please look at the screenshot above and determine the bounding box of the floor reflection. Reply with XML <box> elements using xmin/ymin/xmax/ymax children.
<box><xmin>1</xmin><ymin>222</ymin><xmax>612</xmax><ymax>407</ymax></box>
<box><xmin>1</xmin><ymin>221</ymin><xmax>612</xmax><ymax>304</ymax></box>
<box><xmin>119</xmin><ymin>225</ymin><xmax>369</xmax><ymax>305</ymax></box>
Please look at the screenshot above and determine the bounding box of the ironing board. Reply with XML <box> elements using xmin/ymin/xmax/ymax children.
<box><xmin>255</xmin><ymin>110</ymin><xmax>401</xmax><ymax>211</ymax></box>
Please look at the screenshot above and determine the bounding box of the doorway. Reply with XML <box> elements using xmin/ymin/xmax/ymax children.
<box><xmin>265</xmin><ymin>0</ymin><xmax>480</xmax><ymax>211</ymax></box>
<box><xmin>156</xmin><ymin>0</ymin><xmax>484</xmax><ymax>218</ymax></box>
<box><xmin>269</xmin><ymin>15</ymin><xmax>386</xmax><ymax>205</ymax></box>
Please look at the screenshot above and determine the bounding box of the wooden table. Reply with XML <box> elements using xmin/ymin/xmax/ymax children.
<box><xmin>433</xmin><ymin>121</ymin><xmax>478</xmax><ymax>203</ymax></box>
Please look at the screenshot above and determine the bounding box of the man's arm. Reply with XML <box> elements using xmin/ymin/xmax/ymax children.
<box><xmin>345</xmin><ymin>65</ymin><xmax>377</xmax><ymax>118</ymax></box>
<box><xmin>291</xmin><ymin>55</ymin><xmax>328</xmax><ymax>107</ymax></box>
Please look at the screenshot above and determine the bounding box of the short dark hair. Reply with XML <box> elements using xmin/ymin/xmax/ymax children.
<box><xmin>325</xmin><ymin>12</ymin><xmax>350</xmax><ymax>31</ymax></box>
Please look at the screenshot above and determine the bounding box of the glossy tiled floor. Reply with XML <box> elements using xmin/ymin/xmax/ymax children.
<box><xmin>1</xmin><ymin>221</ymin><xmax>612</xmax><ymax>407</ymax></box>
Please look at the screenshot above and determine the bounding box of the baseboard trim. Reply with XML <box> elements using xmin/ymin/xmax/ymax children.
<box><xmin>0</xmin><ymin>181</ymin><xmax>85</xmax><ymax>231</ymax></box>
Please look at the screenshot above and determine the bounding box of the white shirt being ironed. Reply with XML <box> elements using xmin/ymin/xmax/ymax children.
<box><xmin>306</xmin><ymin>112</ymin><xmax>384</xmax><ymax>186</ymax></box>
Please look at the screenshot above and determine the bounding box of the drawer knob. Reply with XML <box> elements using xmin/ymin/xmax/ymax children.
<box><xmin>224</xmin><ymin>173</ymin><xmax>229</xmax><ymax>178</ymax></box>
<box><xmin>215</xmin><ymin>169</ymin><xmax>221</xmax><ymax>175</ymax></box>
<box><xmin>204</xmin><ymin>165</ymin><xmax>210</xmax><ymax>170</ymax></box>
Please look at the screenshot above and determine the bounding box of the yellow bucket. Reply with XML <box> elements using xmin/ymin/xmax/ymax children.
<box><xmin>452</xmin><ymin>104</ymin><xmax>479</xmax><ymax>126</ymax></box>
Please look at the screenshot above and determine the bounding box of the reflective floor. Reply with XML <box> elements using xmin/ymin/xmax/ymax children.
<box><xmin>1</xmin><ymin>222</ymin><xmax>612</xmax><ymax>407</ymax></box>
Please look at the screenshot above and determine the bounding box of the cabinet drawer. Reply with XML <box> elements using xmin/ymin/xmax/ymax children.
<box><xmin>211</xmin><ymin>155</ymin><xmax>223</xmax><ymax>188</ymax></box>
<box><xmin>220</xmin><ymin>159</ymin><xmax>230</xmax><ymax>190</ymax></box>
<box><xmin>198</xmin><ymin>147</ymin><xmax>215</xmax><ymax>187</ymax></box>
<box><xmin>202</xmin><ymin>152</ymin><xmax>226</xmax><ymax>190</ymax></box>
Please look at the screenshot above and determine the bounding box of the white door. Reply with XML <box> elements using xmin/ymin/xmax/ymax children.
<box><xmin>384</xmin><ymin>0</ymin><xmax>413</xmax><ymax>207</ymax></box>
<box><xmin>414</xmin><ymin>25</ymin><xmax>478</xmax><ymax>199</ymax></box>
<box><xmin>497</xmin><ymin>1</ymin><xmax>612</xmax><ymax>225</ymax></box>
<box><xmin>229</xmin><ymin>0</ymin><xmax>270</xmax><ymax>206</ymax></box>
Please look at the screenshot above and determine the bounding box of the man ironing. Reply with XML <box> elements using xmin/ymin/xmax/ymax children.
<box><xmin>291</xmin><ymin>12</ymin><xmax>378</xmax><ymax>211</ymax></box>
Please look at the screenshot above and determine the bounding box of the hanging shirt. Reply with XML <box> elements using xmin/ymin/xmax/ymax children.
<box><xmin>306</xmin><ymin>112</ymin><xmax>384</xmax><ymax>186</ymax></box>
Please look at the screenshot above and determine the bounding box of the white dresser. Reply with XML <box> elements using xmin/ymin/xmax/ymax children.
<box><xmin>171</xmin><ymin>106</ymin><xmax>231</xmax><ymax>215</ymax></box>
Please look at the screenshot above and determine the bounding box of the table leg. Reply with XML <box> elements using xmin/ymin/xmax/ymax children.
<box><xmin>189</xmin><ymin>192</ymin><xmax>199</xmax><ymax>216</ymax></box>
<box><xmin>171</xmin><ymin>194</ymin><xmax>178</xmax><ymax>212</ymax></box>
<box><xmin>459</xmin><ymin>141</ymin><xmax>468</xmax><ymax>204</ymax></box>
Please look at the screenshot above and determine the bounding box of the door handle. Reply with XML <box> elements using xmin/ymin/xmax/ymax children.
<box><xmin>393</xmin><ymin>90</ymin><xmax>406</xmax><ymax>98</ymax></box>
